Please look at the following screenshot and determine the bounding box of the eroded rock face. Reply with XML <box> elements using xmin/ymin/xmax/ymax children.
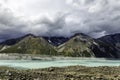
<box><xmin>0</xmin><ymin>66</ymin><xmax>120</xmax><ymax>80</ymax></box>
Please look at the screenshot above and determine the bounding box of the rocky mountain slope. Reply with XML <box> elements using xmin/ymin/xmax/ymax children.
<box><xmin>98</xmin><ymin>33</ymin><xmax>120</xmax><ymax>49</ymax></box>
<box><xmin>57</xmin><ymin>33</ymin><xmax>119</xmax><ymax>58</ymax></box>
<box><xmin>0</xmin><ymin>33</ymin><xmax>120</xmax><ymax>58</ymax></box>
<box><xmin>0</xmin><ymin>34</ymin><xmax>57</xmax><ymax>55</ymax></box>
<box><xmin>44</xmin><ymin>37</ymin><xmax>69</xmax><ymax>46</ymax></box>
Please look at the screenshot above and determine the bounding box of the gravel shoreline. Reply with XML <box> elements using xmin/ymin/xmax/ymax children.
<box><xmin>0</xmin><ymin>53</ymin><xmax>120</xmax><ymax>80</ymax></box>
<box><xmin>0</xmin><ymin>53</ymin><xmax>111</xmax><ymax>60</ymax></box>
<box><xmin>0</xmin><ymin>66</ymin><xmax>120</xmax><ymax>80</ymax></box>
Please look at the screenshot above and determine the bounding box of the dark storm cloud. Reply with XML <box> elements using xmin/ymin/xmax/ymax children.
<box><xmin>29</xmin><ymin>0</ymin><xmax>120</xmax><ymax>38</ymax></box>
<box><xmin>0</xmin><ymin>0</ymin><xmax>120</xmax><ymax>41</ymax></box>
<box><xmin>31</xmin><ymin>13</ymin><xmax>69</xmax><ymax>37</ymax></box>
<box><xmin>65</xmin><ymin>0</ymin><xmax>120</xmax><ymax>37</ymax></box>
<box><xmin>0</xmin><ymin>4</ymin><xmax>28</xmax><ymax>41</ymax></box>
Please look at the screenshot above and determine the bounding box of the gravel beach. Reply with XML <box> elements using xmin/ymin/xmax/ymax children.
<box><xmin>0</xmin><ymin>66</ymin><xmax>120</xmax><ymax>80</ymax></box>
<box><xmin>0</xmin><ymin>54</ymin><xmax>119</xmax><ymax>80</ymax></box>
<box><xmin>0</xmin><ymin>53</ymin><xmax>107</xmax><ymax>60</ymax></box>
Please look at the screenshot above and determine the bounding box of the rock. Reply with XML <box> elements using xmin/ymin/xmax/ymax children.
<box><xmin>48</xmin><ymin>67</ymin><xmax>54</xmax><ymax>72</ymax></box>
<box><xmin>0</xmin><ymin>66</ymin><xmax>120</xmax><ymax>80</ymax></box>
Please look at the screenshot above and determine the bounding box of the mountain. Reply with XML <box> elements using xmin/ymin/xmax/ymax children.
<box><xmin>98</xmin><ymin>33</ymin><xmax>120</xmax><ymax>49</ymax></box>
<box><xmin>0</xmin><ymin>34</ymin><xmax>57</xmax><ymax>55</ymax></box>
<box><xmin>0</xmin><ymin>34</ymin><xmax>35</xmax><ymax>46</ymax></box>
<box><xmin>57</xmin><ymin>33</ymin><xmax>119</xmax><ymax>58</ymax></box>
<box><xmin>44</xmin><ymin>37</ymin><xmax>69</xmax><ymax>46</ymax></box>
<box><xmin>43</xmin><ymin>33</ymin><xmax>90</xmax><ymax>46</ymax></box>
<box><xmin>0</xmin><ymin>33</ymin><xmax>120</xmax><ymax>58</ymax></box>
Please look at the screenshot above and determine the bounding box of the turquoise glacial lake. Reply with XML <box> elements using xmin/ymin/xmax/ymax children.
<box><xmin>0</xmin><ymin>59</ymin><xmax>120</xmax><ymax>69</ymax></box>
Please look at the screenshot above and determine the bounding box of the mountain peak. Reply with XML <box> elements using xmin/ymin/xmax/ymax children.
<box><xmin>71</xmin><ymin>33</ymin><xmax>92</xmax><ymax>39</ymax></box>
<box><xmin>98</xmin><ymin>33</ymin><xmax>120</xmax><ymax>49</ymax></box>
<box><xmin>0</xmin><ymin>34</ymin><xmax>36</xmax><ymax>46</ymax></box>
<box><xmin>23</xmin><ymin>34</ymin><xmax>36</xmax><ymax>38</ymax></box>
<box><xmin>44</xmin><ymin>33</ymin><xmax>91</xmax><ymax>46</ymax></box>
<box><xmin>72</xmin><ymin>33</ymin><xmax>88</xmax><ymax>36</ymax></box>
<box><xmin>0</xmin><ymin>33</ymin><xmax>120</xmax><ymax>58</ymax></box>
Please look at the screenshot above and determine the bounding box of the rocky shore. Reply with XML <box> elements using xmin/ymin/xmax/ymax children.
<box><xmin>0</xmin><ymin>66</ymin><xmax>120</xmax><ymax>80</ymax></box>
<box><xmin>0</xmin><ymin>53</ymin><xmax>107</xmax><ymax>60</ymax></box>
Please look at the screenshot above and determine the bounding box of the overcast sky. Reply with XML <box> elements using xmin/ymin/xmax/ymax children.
<box><xmin>0</xmin><ymin>0</ymin><xmax>120</xmax><ymax>41</ymax></box>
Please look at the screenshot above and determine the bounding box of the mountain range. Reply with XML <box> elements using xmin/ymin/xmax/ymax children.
<box><xmin>0</xmin><ymin>33</ymin><xmax>120</xmax><ymax>59</ymax></box>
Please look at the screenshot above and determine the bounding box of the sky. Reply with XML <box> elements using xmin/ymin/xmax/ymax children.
<box><xmin>0</xmin><ymin>0</ymin><xmax>120</xmax><ymax>41</ymax></box>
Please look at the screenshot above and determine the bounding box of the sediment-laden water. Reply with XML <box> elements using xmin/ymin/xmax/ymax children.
<box><xmin>0</xmin><ymin>58</ymin><xmax>120</xmax><ymax>69</ymax></box>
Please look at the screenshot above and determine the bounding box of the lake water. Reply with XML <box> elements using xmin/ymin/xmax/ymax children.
<box><xmin>0</xmin><ymin>59</ymin><xmax>120</xmax><ymax>69</ymax></box>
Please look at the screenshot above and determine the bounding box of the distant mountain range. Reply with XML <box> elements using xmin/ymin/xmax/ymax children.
<box><xmin>0</xmin><ymin>33</ymin><xmax>120</xmax><ymax>59</ymax></box>
<box><xmin>98</xmin><ymin>33</ymin><xmax>120</xmax><ymax>49</ymax></box>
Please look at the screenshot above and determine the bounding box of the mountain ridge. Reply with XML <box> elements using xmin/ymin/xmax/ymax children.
<box><xmin>0</xmin><ymin>34</ymin><xmax>57</xmax><ymax>55</ymax></box>
<box><xmin>98</xmin><ymin>33</ymin><xmax>120</xmax><ymax>49</ymax></box>
<box><xmin>0</xmin><ymin>33</ymin><xmax>120</xmax><ymax>58</ymax></box>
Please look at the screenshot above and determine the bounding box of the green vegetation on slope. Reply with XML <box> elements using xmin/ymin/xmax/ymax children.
<box><xmin>0</xmin><ymin>35</ymin><xmax>57</xmax><ymax>55</ymax></box>
<box><xmin>57</xmin><ymin>34</ymin><xmax>119</xmax><ymax>58</ymax></box>
<box><xmin>0</xmin><ymin>33</ymin><xmax>119</xmax><ymax>58</ymax></box>
<box><xmin>57</xmin><ymin>35</ymin><xmax>95</xmax><ymax>57</ymax></box>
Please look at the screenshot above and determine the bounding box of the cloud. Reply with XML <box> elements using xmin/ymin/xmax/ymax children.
<box><xmin>0</xmin><ymin>3</ymin><xmax>28</xmax><ymax>41</ymax></box>
<box><xmin>0</xmin><ymin>0</ymin><xmax>120</xmax><ymax>41</ymax></box>
<box><xmin>29</xmin><ymin>13</ymin><xmax>69</xmax><ymax>37</ymax></box>
<box><xmin>64</xmin><ymin>0</ymin><xmax>120</xmax><ymax>37</ymax></box>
